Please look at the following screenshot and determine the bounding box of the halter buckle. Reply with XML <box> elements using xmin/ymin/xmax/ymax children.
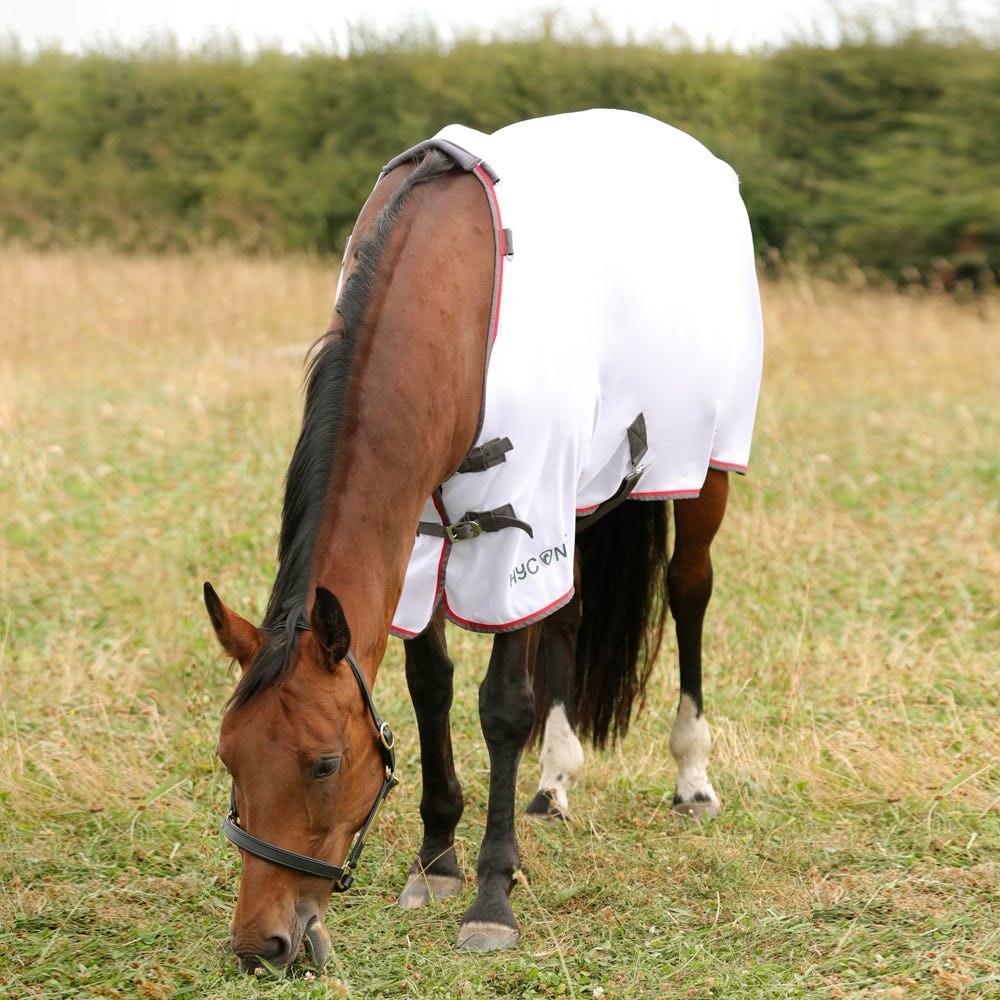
<box><xmin>379</xmin><ymin>721</ymin><xmax>395</xmax><ymax>751</ymax></box>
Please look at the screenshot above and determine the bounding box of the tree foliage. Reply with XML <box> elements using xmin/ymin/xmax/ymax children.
<box><xmin>0</xmin><ymin>32</ymin><xmax>997</xmax><ymax>283</ymax></box>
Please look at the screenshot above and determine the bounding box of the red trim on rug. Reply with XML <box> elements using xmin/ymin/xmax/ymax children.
<box><xmin>475</xmin><ymin>163</ymin><xmax>504</xmax><ymax>348</ymax></box>
<box><xmin>575</xmin><ymin>485</ymin><xmax>701</xmax><ymax>514</ymax></box>
<box><xmin>709</xmin><ymin>458</ymin><xmax>749</xmax><ymax>473</ymax></box>
<box><xmin>430</xmin><ymin>491</ymin><xmax>449</xmax><ymax>595</ymax></box>
<box><xmin>627</xmin><ymin>489</ymin><xmax>702</xmax><ymax>500</ymax></box>
<box><xmin>390</xmin><ymin>624</ymin><xmax>421</xmax><ymax>639</ymax></box>
<box><xmin>443</xmin><ymin>584</ymin><xmax>575</xmax><ymax>634</ymax></box>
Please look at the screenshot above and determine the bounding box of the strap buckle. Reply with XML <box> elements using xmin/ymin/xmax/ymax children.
<box><xmin>445</xmin><ymin>520</ymin><xmax>483</xmax><ymax>543</ymax></box>
<box><xmin>379</xmin><ymin>721</ymin><xmax>395</xmax><ymax>751</ymax></box>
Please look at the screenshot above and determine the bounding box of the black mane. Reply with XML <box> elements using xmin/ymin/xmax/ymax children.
<box><xmin>229</xmin><ymin>148</ymin><xmax>456</xmax><ymax>709</ymax></box>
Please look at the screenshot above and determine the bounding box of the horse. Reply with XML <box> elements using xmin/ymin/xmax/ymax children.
<box><xmin>204</xmin><ymin>109</ymin><xmax>763</xmax><ymax>971</ymax></box>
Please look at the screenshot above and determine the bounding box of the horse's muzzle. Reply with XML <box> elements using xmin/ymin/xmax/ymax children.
<box><xmin>231</xmin><ymin>911</ymin><xmax>330</xmax><ymax>973</ymax></box>
<box><xmin>233</xmin><ymin>929</ymin><xmax>294</xmax><ymax>974</ymax></box>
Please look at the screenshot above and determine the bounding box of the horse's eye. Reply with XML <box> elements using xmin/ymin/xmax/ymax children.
<box><xmin>311</xmin><ymin>756</ymin><xmax>341</xmax><ymax>780</ymax></box>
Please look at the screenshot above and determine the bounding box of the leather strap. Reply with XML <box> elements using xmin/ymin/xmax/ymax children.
<box><xmin>456</xmin><ymin>436</ymin><xmax>513</xmax><ymax>474</ymax></box>
<box><xmin>576</xmin><ymin>413</ymin><xmax>649</xmax><ymax>532</ymax></box>
<box><xmin>417</xmin><ymin>503</ymin><xmax>533</xmax><ymax>542</ymax></box>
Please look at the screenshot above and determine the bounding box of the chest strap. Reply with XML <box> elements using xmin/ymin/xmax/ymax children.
<box><xmin>417</xmin><ymin>503</ymin><xmax>533</xmax><ymax>543</ymax></box>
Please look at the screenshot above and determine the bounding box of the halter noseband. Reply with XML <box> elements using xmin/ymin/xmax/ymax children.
<box><xmin>223</xmin><ymin>619</ymin><xmax>399</xmax><ymax>892</ymax></box>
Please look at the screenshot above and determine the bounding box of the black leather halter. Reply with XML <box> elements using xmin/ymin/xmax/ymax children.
<box><xmin>223</xmin><ymin>645</ymin><xmax>399</xmax><ymax>892</ymax></box>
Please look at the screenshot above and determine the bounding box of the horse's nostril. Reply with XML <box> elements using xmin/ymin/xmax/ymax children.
<box><xmin>265</xmin><ymin>933</ymin><xmax>292</xmax><ymax>963</ymax></box>
<box><xmin>235</xmin><ymin>932</ymin><xmax>293</xmax><ymax>973</ymax></box>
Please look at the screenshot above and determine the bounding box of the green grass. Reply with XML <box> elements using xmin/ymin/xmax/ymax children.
<box><xmin>1</xmin><ymin>250</ymin><xmax>998</xmax><ymax>998</ymax></box>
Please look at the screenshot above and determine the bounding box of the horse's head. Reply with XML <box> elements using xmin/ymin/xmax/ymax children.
<box><xmin>204</xmin><ymin>583</ymin><xmax>396</xmax><ymax>973</ymax></box>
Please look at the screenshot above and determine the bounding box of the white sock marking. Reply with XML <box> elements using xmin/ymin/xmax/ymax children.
<box><xmin>537</xmin><ymin>701</ymin><xmax>585</xmax><ymax>812</ymax></box>
<box><xmin>669</xmin><ymin>693</ymin><xmax>719</xmax><ymax>806</ymax></box>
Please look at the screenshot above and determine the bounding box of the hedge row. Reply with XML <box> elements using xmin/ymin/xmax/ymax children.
<box><xmin>1</xmin><ymin>31</ymin><xmax>997</xmax><ymax>283</ymax></box>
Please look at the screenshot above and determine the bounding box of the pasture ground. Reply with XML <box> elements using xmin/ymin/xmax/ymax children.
<box><xmin>1</xmin><ymin>249</ymin><xmax>998</xmax><ymax>998</ymax></box>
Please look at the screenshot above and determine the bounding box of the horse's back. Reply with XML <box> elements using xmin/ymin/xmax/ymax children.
<box><xmin>470</xmin><ymin>109</ymin><xmax>762</xmax><ymax>494</ymax></box>
<box><xmin>487</xmin><ymin>108</ymin><xmax>747</xmax><ymax>247</ymax></box>
<box><xmin>491</xmin><ymin>108</ymin><xmax>729</xmax><ymax>172</ymax></box>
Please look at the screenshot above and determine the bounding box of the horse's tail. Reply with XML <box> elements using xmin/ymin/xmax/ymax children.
<box><xmin>573</xmin><ymin>500</ymin><xmax>670</xmax><ymax>748</ymax></box>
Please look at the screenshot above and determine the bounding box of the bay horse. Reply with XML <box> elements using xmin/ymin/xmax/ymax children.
<box><xmin>205</xmin><ymin>109</ymin><xmax>763</xmax><ymax>971</ymax></box>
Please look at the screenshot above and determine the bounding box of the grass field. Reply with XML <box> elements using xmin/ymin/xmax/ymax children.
<box><xmin>1</xmin><ymin>249</ymin><xmax>998</xmax><ymax>999</ymax></box>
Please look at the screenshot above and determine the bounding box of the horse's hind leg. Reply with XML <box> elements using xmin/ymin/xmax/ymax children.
<box><xmin>668</xmin><ymin>467</ymin><xmax>729</xmax><ymax>819</ymax></box>
<box><xmin>457</xmin><ymin>626</ymin><xmax>539</xmax><ymax>950</ymax></box>
<box><xmin>398</xmin><ymin>608</ymin><xmax>467</xmax><ymax>908</ymax></box>
<box><xmin>526</xmin><ymin>589</ymin><xmax>584</xmax><ymax>821</ymax></box>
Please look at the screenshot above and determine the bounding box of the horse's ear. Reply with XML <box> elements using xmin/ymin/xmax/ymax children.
<box><xmin>311</xmin><ymin>586</ymin><xmax>351</xmax><ymax>668</ymax></box>
<box><xmin>203</xmin><ymin>582</ymin><xmax>264</xmax><ymax>671</ymax></box>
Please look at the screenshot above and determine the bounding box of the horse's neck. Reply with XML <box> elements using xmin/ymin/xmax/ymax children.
<box><xmin>309</xmin><ymin>170</ymin><xmax>494</xmax><ymax>661</ymax></box>
<box><xmin>307</xmin><ymin>429</ymin><xmax>440</xmax><ymax>660</ymax></box>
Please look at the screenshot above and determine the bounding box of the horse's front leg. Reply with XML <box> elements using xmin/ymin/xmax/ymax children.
<box><xmin>398</xmin><ymin>609</ymin><xmax>467</xmax><ymax>908</ymax></box>
<box><xmin>457</xmin><ymin>626</ymin><xmax>539</xmax><ymax>950</ymax></box>
<box><xmin>668</xmin><ymin>468</ymin><xmax>728</xmax><ymax>819</ymax></box>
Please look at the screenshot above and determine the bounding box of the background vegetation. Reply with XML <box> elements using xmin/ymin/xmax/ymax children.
<box><xmin>1</xmin><ymin>24</ymin><xmax>999</xmax><ymax>284</ymax></box>
<box><xmin>1</xmin><ymin>249</ymin><xmax>997</xmax><ymax>997</ymax></box>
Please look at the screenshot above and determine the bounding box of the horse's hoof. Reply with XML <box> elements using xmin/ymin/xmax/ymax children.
<box><xmin>456</xmin><ymin>921</ymin><xmax>520</xmax><ymax>951</ymax></box>
<box><xmin>525</xmin><ymin>789</ymin><xmax>569</xmax><ymax>821</ymax></box>
<box><xmin>672</xmin><ymin>795</ymin><xmax>721</xmax><ymax>821</ymax></box>
<box><xmin>398</xmin><ymin>872</ymin><xmax>466</xmax><ymax>909</ymax></box>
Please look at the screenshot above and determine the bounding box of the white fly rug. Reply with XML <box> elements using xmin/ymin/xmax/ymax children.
<box><xmin>379</xmin><ymin>110</ymin><xmax>763</xmax><ymax>636</ymax></box>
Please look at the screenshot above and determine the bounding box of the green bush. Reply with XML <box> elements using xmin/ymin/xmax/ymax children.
<box><xmin>1</xmin><ymin>30</ymin><xmax>997</xmax><ymax>283</ymax></box>
<box><xmin>754</xmin><ymin>36</ymin><xmax>1000</xmax><ymax>283</ymax></box>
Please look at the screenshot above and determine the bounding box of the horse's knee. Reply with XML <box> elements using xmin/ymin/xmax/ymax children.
<box><xmin>480</xmin><ymin>685</ymin><xmax>534</xmax><ymax>749</ymax></box>
<box><xmin>479</xmin><ymin>635</ymin><xmax>536</xmax><ymax>749</ymax></box>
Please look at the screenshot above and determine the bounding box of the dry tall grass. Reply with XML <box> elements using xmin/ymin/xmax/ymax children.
<box><xmin>1</xmin><ymin>249</ymin><xmax>997</xmax><ymax>998</ymax></box>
